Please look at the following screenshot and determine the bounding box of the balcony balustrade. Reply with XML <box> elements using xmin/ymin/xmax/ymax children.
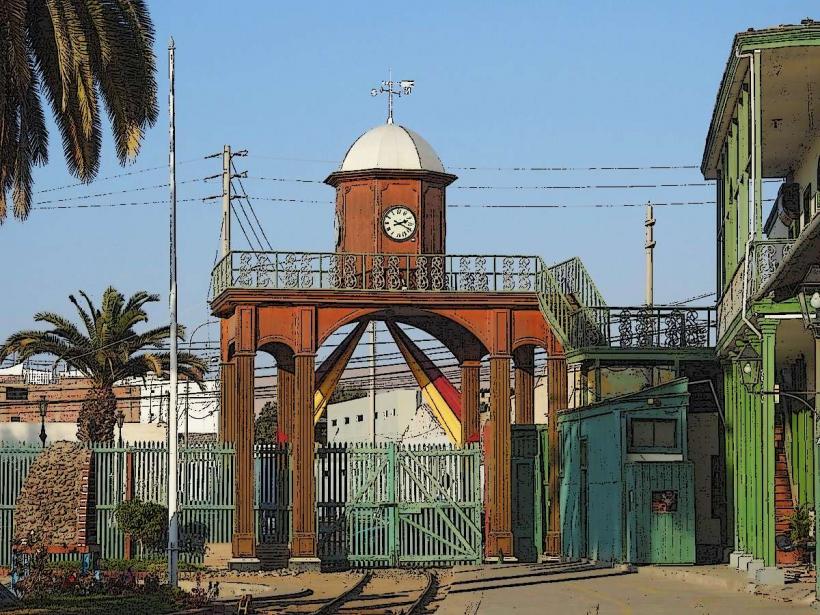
<box><xmin>716</xmin><ymin>238</ymin><xmax>795</xmax><ymax>339</ymax></box>
<box><xmin>569</xmin><ymin>306</ymin><xmax>716</xmax><ymax>350</ymax></box>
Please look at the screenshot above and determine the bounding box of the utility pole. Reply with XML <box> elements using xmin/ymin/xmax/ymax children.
<box><xmin>167</xmin><ymin>36</ymin><xmax>179</xmax><ymax>589</ymax></box>
<box><xmin>645</xmin><ymin>203</ymin><xmax>655</xmax><ymax>306</ymax></box>
<box><xmin>221</xmin><ymin>145</ymin><xmax>231</xmax><ymax>258</ymax></box>
<box><xmin>370</xmin><ymin>321</ymin><xmax>377</xmax><ymax>444</ymax></box>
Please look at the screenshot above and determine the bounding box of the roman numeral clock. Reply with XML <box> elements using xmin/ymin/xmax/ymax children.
<box><xmin>324</xmin><ymin>123</ymin><xmax>457</xmax><ymax>257</ymax></box>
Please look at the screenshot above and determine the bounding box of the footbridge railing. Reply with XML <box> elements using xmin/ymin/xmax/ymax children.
<box><xmin>211</xmin><ymin>251</ymin><xmax>574</xmax><ymax>346</ymax></box>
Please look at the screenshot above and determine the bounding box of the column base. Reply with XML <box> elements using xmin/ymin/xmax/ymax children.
<box><xmin>484</xmin><ymin>556</ymin><xmax>519</xmax><ymax>564</ymax></box>
<box><xmin>228</xmin><ymin>557</ymin><xmax>261</xmax><ymax>572</ymax></box>
<box><xmin>728</xmin><ymin>550</ymin><xmax>743</xmax><ymax>568</ymax></box>
<box><xmin>288</xmin><ymin>557</ymin><xmax>321</xmax><ymax>572</ymax></box>
<box><xmin>754</xmin><ymin>566</ymin><xmax>785</xmax><ymax>587</ymax></box>
<box><xmin>746</xmin><ymin>559</ymin><xmax>765</xmax><ymax>580</ymax></box>
<box><xmin>736</xmin><ymin>554</ymin><xmax>754</xmax><ymax>571</ymax></box>
<box><xmin>545</xmin><ymin>531</ymin><xmax>561</xmax><ymax>556</ymax></box>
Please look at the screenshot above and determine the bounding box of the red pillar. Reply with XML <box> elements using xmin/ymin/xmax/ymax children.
<box><xmin>545</xmin><ymin>357</ymin><xmax>567</xmax><ymax>556</ymax></box>
<box><xmin>461</xmin><ymin>360</ymin><xmax>481</xmax><ymax>444</ymax></box>
<box><xmin>277</xmin><ymin>357</ymin><xmax>295</xmax><ymax>443</ymax></box>
<box><xmin>231</xmin><ymin>352</ymin><xmax>257</xmax><ymax>562</ymax></box>
<box><xmin>486</xmin><ymin>353</ymin><xmax>513</xmax><ymax>560</ymax></box>
<box><xmin>290</xmin><ymin>351</ymin><xmax>318</xmax><ymax>566</ymax></box>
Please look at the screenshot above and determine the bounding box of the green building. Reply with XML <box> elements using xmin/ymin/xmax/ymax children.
<box><xmin>702</xmin><ymin>21</ymin><xmax>820</xmax><ymax>582</ymax></box>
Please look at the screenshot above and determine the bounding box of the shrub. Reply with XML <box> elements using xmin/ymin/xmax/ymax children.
<box><xmin>114</xmin><ymin>499</ymin><xmax>168</xmax><ymax>554</ymax></box>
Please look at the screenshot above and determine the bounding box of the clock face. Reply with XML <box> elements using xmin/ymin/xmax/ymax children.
<box><xmin>382</xmin><ymin>205</ymin><xmax>417</xmax><ymax>241</ymax></box>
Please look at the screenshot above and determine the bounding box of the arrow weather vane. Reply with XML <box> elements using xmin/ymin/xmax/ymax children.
<box><xmin>371</xmin><ymin>69</ymin><xmax>414</xmax><ymax>125</ymax></box>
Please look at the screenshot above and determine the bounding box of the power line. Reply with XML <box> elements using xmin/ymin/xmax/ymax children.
<box><xmin>32</xmin><ymin>177</ymin><xmax>208</xmax><ymax>206</ymax></box>
<box><xmin>31</xmin><ymin>197</ymin><xmax>204</xmax><ymax>211</ymax></box>
<box><xmin>232</xmin><ymin>161</ymin><xmax>274</xmax><ymax>250</ymax></box>
<box><xmin>33</xmin><ymin>157</ymin><xmax>210</xmax><ymax>195</ymax></box>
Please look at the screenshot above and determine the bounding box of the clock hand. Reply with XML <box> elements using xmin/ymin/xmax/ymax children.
<box><xmin>393</xmin><ymin>220</ymin><xmax>413</xmax><ymax>230</ymax></box>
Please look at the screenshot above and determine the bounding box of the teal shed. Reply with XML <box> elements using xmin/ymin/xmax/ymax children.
<box><xmin>558</xmin><ymin>378</ymin><xmax>696</xmax><ymax>564</ymax></box>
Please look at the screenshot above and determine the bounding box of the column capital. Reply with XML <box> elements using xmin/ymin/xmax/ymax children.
<box><xmin>460</xmin><ymin>360</ymin><xmax>482</xmax><ymax>368</ymax></box>
<box><xmin>759</xmin><ymin>319</ymin><xmax>780</xmax><ymax>334</ymax></box>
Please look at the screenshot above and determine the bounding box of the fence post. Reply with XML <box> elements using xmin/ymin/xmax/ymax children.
<box><xmin>124</xmin><ymin>449</ymin><xmax>134</xmax><ymax>560</ymax></box>
<box><xmin>387</xmin><ymin>442</ymin><xmax>398</xmax><ymax>566</ymax></box>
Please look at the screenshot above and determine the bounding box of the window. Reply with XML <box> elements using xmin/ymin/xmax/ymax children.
<box><xmin>331</xmin><ymin>419</ymin><xmax>337</xmax><ymax>427</ymax></box>
<box><xmin>10</xmin><ymin>416</ymin><xmax>21</xmax><ymax>422</ymax></box>
<box><xmin>629</xmin><ymin>418</ymin><xmax>677</xmax><ymax>450</ymax></box>
<box><xmin>803</xmin><ymin>183</ymin><xmax>813</xmax><ymax>231</ymax></box>
<box><xmin>356</xmin><ymin>414</ymin><xmax>364</xmax><ymax>422</ymax></box>
<box><xmin>344</xmin><ymin>417</ymin><xmax>350</xmax><ymax>425</ymax></box>
<box><xmin>5</xmin><ymin>387</ymin><xmax>28</xmax><ymax>401</ymax></box>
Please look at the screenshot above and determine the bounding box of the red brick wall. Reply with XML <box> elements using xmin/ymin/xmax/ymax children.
<box><xmin>0</xmin><ymin>377</ymin><xmax>140</xmax><ymax>423</ymax></box>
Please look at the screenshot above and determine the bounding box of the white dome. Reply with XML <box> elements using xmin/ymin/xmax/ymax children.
<box><xmin>339</xmin><ymin>124</ymin><xmax>445</xmax><ymax>173</ymax></box>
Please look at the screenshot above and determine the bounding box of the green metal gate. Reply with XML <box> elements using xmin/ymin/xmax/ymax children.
<box><xmin>346</xmin><ymin>442</ymin><xmax>482</xmax><ymax>567</ymax></box>
<box><xmin>625</xmin><ymin>462</ymin><xmax>696</xmax><ymax>564</ymax></box>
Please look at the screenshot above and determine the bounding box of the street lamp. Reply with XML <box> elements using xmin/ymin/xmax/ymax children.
<box><xmin>38</xmin><ymin>397</ymin><xmax>48</xmax><ymax>448</ymax></box>
<box><xmin>737</xmin><ymin>343</ymin><xmax>762</xmax><ymax>393</ymax></box>
<box><xmin>797</xmin><ymin>265</ymin><xmax>820</xmax><ymax>335</ymax></box>
<box><xmin>116</xmin><ymin>409</ymin><xmax>126</xmax><ymax>448</ymax></box>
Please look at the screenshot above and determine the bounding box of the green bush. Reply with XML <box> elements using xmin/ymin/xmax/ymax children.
<box><xmin>113</xmin><ymin>499</ymin><xmax>169</xmax><ymax>553</ymax></box>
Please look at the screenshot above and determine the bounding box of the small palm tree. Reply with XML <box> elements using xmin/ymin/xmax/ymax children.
<box><xmin>1</xmin><ymin>0</ymin><xmax>158</xmax><ymax>222</ymax></box>
<box><xmin>0</xmin><ymin>287</ymin><xmax>206</xmax><ymax>442</ymax></box>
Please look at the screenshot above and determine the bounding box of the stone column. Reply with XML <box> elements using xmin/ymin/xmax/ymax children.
<box><xmin>513</xmin><ymin>346</ymin><xmax>535</xmax><ymax>424</ymax></box>
<box><xmin>289</xmin><ymin>352</ymin><xmax>319</xmax><ymax>569</ymax></box>
<box><xmin>231</xmin><ymin>352</ymin><xmax>257</xmax><ymax>566</ymax></box>
<box><xmin>545</xmin><ymin>357</ymin><xmax>567</xmax><ymax>556</ymax></box>
<box><xmin>485</xmin><ymin>354</ymin><xmax>513</xmax><ymax>560</ymax></box>
<box><xmin>461</xmin><ymin>360</ymin><xmax>481</xmax><ymax>445</ymax></box>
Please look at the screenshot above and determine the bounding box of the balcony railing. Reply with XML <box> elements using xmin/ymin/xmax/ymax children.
<box><xmin>716</xmin><ymin>238</ymin><xmax>795</xmax><ymax>339</ymax></box>
<box><xmin>569</xmin><ymin>306</ymin><xmax>716</xmax><ymax>349</ymax></box>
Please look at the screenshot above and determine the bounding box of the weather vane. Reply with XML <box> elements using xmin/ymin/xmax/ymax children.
<box><xmin>371</xmin><ymin>69</ymin><xmax>414</xmax><ymax>125</ymax></box>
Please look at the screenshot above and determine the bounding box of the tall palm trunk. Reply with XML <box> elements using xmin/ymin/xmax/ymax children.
<box><xmin>76</xmin><ymin>387</ymin><xmax>117</xmax><ymax>443</ymax></box>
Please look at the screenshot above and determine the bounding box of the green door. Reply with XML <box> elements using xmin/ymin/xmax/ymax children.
<box><xmin>511</xmin><ymin>426</ymin><xmax>544</xmax><ymax>563</ymax></box>
<box><xmin>625</xmin><ymin>462</ymin><xmax>696</xmax><ymax>564</ymax></box>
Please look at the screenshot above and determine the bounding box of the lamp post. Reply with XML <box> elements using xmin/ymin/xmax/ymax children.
<box><xmin>38</xmin><ymin>397</ymin><xmax>48</xmax><ymax>448</ymax></box>
<box><xmin>116</xmin><ymin>409</ymin><xmax>126</xmax><ymax>448</ymax></box>
<box><xmin>795</xmin><ymin>265</ymin><xmax>820</xmax><ymax>597</ymax></box>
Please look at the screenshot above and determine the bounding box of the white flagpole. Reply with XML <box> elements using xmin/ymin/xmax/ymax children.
<box><xmin>167</xmin><ymin>36</ymin><xmax>179</xmax><ymax>588</ymax></box>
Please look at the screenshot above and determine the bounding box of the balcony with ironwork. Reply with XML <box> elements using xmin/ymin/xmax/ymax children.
<box><xmin>716</xmin><ymin>238</ymin><xmax>795</xmax><ymax>341</ymax></box>
<box><xmin>568</xmin><ymin>306</ymin><xmax>716</xmax><ymax>354</ymax></box>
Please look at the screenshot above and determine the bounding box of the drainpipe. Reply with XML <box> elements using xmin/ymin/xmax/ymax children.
<box><xmin>736</xmin><ymin>47</ymin><xmax>762</xmax><ymax>342</ymax></box>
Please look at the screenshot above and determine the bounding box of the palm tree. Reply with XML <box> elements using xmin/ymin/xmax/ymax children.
<box><xmin>0</xmin><ymin>287</ymin><xmax>206</xmax><ymax>442</ymax></box>
<box><xmin>1</xmin><ymin>0</ymin><xmax>158</xmax><ymax>222</ymax></box>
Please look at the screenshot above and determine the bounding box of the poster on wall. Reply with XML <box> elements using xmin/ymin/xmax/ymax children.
<box><xmin>651</xmin><ymin>490</ymin><xmax>678</xmax><ymax>513</ymax></box>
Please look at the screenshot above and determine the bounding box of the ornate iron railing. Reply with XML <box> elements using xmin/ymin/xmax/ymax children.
<box><xmin>569</xmin><ymin>306</ymin><xmax>716</xmax><ymax>349</ymax></box>
<box><xmin>211</xmin><ymin>251</ymin><xmax>575</xmax><ymax>344</ymax></box>
<box><xmin>716</xmin><ymin>238</ymin><xmax>795</xmax><ymax>339</ymax></box>
<box><xmin>549</xmin><ymin>256</ymin><xmax>607</xmax><ymax>309</ymax></box>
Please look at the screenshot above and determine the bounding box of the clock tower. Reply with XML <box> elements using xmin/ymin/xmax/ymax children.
<box><xmin>325</xmin><ymin>124</ymin><xmax>457</xmax><ymax>256</ymax></box>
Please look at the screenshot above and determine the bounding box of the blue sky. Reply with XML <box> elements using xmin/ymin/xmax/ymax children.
<box><xmin>2</xmin><ymin>1</ymin><xmax>815</xmax><ymax>352</ymax></box>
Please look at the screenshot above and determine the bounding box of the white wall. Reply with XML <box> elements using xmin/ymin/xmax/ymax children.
<box><xmin>0</xmin><ymin>422</ymin><xmax>166</xmax><ymax>445</ymax></box>
<box><xmin>326</xmin><ymin>389</ymin><xmax>421</xmax><ymax>444</ymax></box>
<box><xmin>123</xmin><ymin>376</ymin><xmax>219</xmax><ymax>434</ymax></box>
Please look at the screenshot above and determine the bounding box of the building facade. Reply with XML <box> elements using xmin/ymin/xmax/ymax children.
<box><xmin>702</xmin><ymin>21</ymin><xmax>820</xmax><ymax>578</ymax></box>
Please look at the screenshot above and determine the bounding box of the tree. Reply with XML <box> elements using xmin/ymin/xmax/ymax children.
<box><xmin>113</xmin><ymin>498</ymin><xmax>168</xmax><ymax>554</ymax></box>
<box><xmin>0</xmin><ymin>287</ymin><xmax>206</xmax><ymax>442</ymax></box>
<box><xmin>0</xmin><ymin>0</ymin><xmax>158</xmax><ymax>222</ymax></box>
<box><xmin>255</xmin><ymin>401</ymin><xmax>277</xmax><ymax>444</ymax></box>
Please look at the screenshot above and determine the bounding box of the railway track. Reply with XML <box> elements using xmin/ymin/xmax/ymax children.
<box><xmin>265</xmin><ymin>570</ymin><xmax>439</xmax><ymax>615</ymax></box>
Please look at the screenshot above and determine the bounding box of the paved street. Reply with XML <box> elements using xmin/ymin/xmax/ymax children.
<box><xmin>435</xmin><ymin>563</ymin><xmax>816</xmax><ymax>614</ymax></box>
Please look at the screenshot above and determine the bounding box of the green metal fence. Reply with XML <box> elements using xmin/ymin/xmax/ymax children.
<box><xmin>0</xmin><ymin>442</ymin><xmax>235</xmax><ymax>567</ymax></box>
<box><xmin>0</xmin><ymin>444</ymin><xmax>41</xmax><ymax>568</ymax></box>
<box><xmin>2</xmin><ymin>440</ymin><xmax>481</xmax><ymax>569</ymax></box>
